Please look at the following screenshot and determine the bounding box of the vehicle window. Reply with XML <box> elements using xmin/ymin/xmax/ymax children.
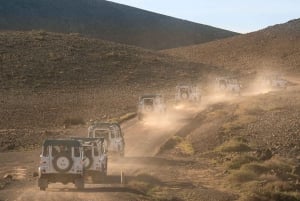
<box><xmin>84</xmin><ymin>147</ymin><xmax>92</xmax><ymax>157</ymax></box>
<box><xmin>42</xmin><ymin>146</ymin><xmax>49</xmax><ymax>157</ymax></box>
<box><xmin>94</xmin><ymin>130</ymin><xmax>109</xmax><ymax>140</ymax></box>
<box><xmin>52</xmin><ymin>145</ymin><xmax>59</xmax><ymax>156</ymax></box>
<box><xmin>94</xmin><ymin>147</ymin><xmax>99</xmax><ymax>156</ymax></box>
<box><xmin>74</xmin><ymin>147</ymin><xmax>80</xmax><ymax>157</ymax></box>
<box><xmin>144</xmin><ymin>99</ymin><xmax>153</xmax><ymax>105</ymax></box>
<box><xmin>52</xmin><ymin>145</ymin><xmax>71</xmax><ymax>156</ymax></box>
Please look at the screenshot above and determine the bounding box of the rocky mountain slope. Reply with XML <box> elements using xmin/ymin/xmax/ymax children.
<box><xmin>0</xmin><ymin>0</ymin><xmax>238</xmax><ymax>50</ymax></box>
<box><xmin>0</xmin><ymin>30</ymin><xmax>218</xmax><ymax>130</ymax></box>
<box><xmin>163</xmin><ymin>19</ymin><xmax>300</xmax><ymax>73</ymax></box>
<box><xmin>0</xmin><ymin>31</ymin><xmax>215</xmax><ymax>90</ymax></box>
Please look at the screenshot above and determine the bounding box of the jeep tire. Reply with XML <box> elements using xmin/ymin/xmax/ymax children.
<box><xmin>52</xmin><ymin>153</ymin><xmax>73</xmax><ymax>173</ymax></box>
<box><xmin>75</xmin><ymin>178</ymin><xmax>84</xmax><ymax>190</ymax></box>
<box><xmin>38</xmin><ymin>178</ymin><xmax>48</xmax><ymax>191</ymax></box>
<box><xmin>138</xmin><ymin>113</ymin><xmax>143</xmax><ymax>121</ymax></box>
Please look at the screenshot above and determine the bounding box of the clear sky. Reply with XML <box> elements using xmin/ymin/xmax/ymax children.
<box><xmin>109</xmin><ymin>0</ymin><xmax>300</xmax><ymax>33</ymax></box>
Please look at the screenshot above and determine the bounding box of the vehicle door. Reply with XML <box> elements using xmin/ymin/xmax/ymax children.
<box><xmin>109</xmin><ymin>127</ymin><xmax>118</xmax><ymax>151</ymax></box>
<box><xmin>112</xmin><ymin>125</ymin><xmax>124</xmax><ymax>151</ymax></box>
<box><xmin>40</xmin><ymin>145</ymin><xmax>51</xmax><ymax>172</ymax></box>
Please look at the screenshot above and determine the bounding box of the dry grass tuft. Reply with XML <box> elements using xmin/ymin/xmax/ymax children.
<box><xmin>217</xmin><ymin>139</ymin><xmax>252</xmax><ymax>153</ymax></box>
<box><xmin>228</xmin><ymin>169</ymin><xmax>258</xmax><ymax>183</ymax></box>
<box><xmin>176</xmin><ymin>140</ymin><xmax>195</xmax><ymax>156</ymax></box>
<box><xmin>159</xmin><ymin>136</ymin><xmax>183</xmax><ymax>152</ymax></box>
<box><xmin>228</xmin><ymin>154</ymin><xmax>257</xmax><ymax>169</ymax></box>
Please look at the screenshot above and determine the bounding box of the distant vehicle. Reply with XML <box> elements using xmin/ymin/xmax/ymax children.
<box><xmin>215</xmin><ymin>77</ymin><xmax>242</xmax><ymax>95</ymax></box>
<box><xmin>38</xmin><ymin>139</ymin><xmax>84</xmax><ymax>190</ymax></box>
<box><xmin>137</xmin><ymin>94</ymin><xmax>166</xmax><ymax>120</ymax></box>
<box><xmin>71</xmin><ymin>137</ymin><xmax>108</xmax><ymax>182</ymax></box>
<box><xmin>263</xmin><ymin>74</ymin><xmax>288</xmax><ymax>89</ymax></box>
<box><xmin>175</xmin><ymin>84</ymin><xmax>201</xmax><ymax>103</ymax></box>
<box><xmin>88</xmin><ymin>122</ymin><xmax>125</xmax><ymax>156</ymax></box>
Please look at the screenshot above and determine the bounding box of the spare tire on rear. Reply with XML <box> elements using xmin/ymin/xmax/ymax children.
<box><xmin>83</xmin><ymin>155</ymin><xmax>93</xmax><ymax>169</ymax></box>
<box><xmin>181</xmin><ymin>92</ymin><xmax>189</xmax><ymax>99</ymax></box>
<box><xmin>52</xmin><ymin>153</ymin><xmax>73</xmax><ymax>173</ymax></box>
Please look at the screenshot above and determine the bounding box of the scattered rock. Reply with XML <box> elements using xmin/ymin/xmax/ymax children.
<box><xmin>32</xmin><ymin>172</ymin><xmax>39</xmax><ymax>177</ymax></box>
<box><xmin>3</xmin><ymin>174</ymin><xmax>13</xmax><ymax>181</ymax></box>
<box><xmin>256</xmin><ymin>148</ymin><xmax>273</xmax><ymax>161</ymax></box>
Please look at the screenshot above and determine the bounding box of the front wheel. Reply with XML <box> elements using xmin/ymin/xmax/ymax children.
<box><xmin>38</xmin><ymin>178</ymin><xmax>48</xmax><ymax>191</ymax></box>
<box><xmin>137</xmin><ymin>113</ymin><xmax>143</xmax><ymax>121</ymax></box>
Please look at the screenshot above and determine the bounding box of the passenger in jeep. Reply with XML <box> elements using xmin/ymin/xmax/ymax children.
<box><xmin>52</xmin><ymin>145</ymin><xmax>71</xmax><ymax>156</ymax></box>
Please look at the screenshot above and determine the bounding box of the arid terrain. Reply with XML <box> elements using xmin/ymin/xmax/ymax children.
<box><xmin>163</xmin><ymin>19</ymin><xmax>300</xmax><ymax>74</ymax></box>
<box><xmin>1</xmin><ymin>78</ymin><xmax>300</xmax><ymax>201</ymax></box>
<box><xmin>0</xmin><ymin>1</ymin><xmax>300</xmax><ymax>201</ymax></box>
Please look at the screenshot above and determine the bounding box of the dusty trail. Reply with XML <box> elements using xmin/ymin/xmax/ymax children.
<box><xmin>1</xmin><ymin>76</ymin><xmax>298</xmax><ymax>201</ymax></box>
<box><xmin>0</xmin><ymin>106</ymin><xmax>201</xmax><ymax>201</ymax></box>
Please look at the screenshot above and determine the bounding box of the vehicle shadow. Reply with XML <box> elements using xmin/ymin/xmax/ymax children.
<box><xmin>48</xmin><ymin>186</ymin><xmax>145</xmax><ymax>195</ymax></box>
<box><xmin>111</xmin><ymin>156</ymin><xmax>196</xmax><ymax>166</ymax></box>
<box><xmin>47</xmin><ymin>173</ymin><xmax>195</xmax><ymax>194</ymax></box>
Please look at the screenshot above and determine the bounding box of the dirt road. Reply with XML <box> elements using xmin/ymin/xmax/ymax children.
<box><xmin>0</xmin><ymin>106</ymin><xmax>201</xmax><ymax>201</ymax></box>
<box><xmin>2</xmin><ymin>77</ymin><xmax>298</xmax><ymax>201</ymax></box>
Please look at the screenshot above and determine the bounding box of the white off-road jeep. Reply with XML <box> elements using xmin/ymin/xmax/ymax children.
<box><xmin>72</xmin><ymin>137</ymin><xmax>108</xmax><ymax>183</ymax></box>
<box><xmin>263</xmin><ymin>74</ymin><xmax>288</xmax><ymax>89</ymax></box>
<box><xmin>175</xmin><ymin>84</ymin><xmax>201</xmax><ymax>103</ymax></box>
<box><xmin>216</xmin><ymin>77</ymin><xmax>242</xmax><ymax>95</ymax></box>
<box><xmin>38</xmin><ymin>139</ymin><xmax>84</xmax><ymax>190</ymax></box>
<box><xmin>137</xmin><ymin>94</ymin><xmax>166</xmax><ymax>120</ymax></box>
<box><xmin>88</xmin><ymin>122</ymin><xmax>125</xmax><ymax>157</ymax></box>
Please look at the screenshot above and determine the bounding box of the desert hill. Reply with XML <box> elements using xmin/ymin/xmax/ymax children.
<box><xmin>0</xmin><ymin>0</ymin><xmax>238</xmax><ymax>50</ymax></box>
<box><xmin>0</xmin><ymin>31</ymin><xmax>218</xmax><ymax>129</ymax></box>
<box><xmin>163</xmin><ymin>19</ymin><xmax>300</xmax><ymax>73</ymax></box>
<box><xmin>0</xmin><ymin>30</ymin><xmax>215</xmax><ymax>90</ymax></box>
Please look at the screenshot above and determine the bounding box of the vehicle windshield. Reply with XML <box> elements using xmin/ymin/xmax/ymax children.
<box><xmin>180</xmin><ymin>88</ymin><xmax>189</xmax><ymax>93</ymax></box>
<box><xmin>94</xmin><ymin>129</ymin><xmax>110</xmax><ymax>140</ymax></box>
<box><xmin>143</xmin><ymin>98</ymin><xmax>154</xmax><ymax>105</ymax></box>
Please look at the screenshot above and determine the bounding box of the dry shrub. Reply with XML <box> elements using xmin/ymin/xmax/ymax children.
<box><xmin>241</xmin><ymin>163</ymin><xmax>269</xmax><ymax>175</ymax></box>
<box><xmin>263</xmin><ymin>158</ymin><xmax>293</xmax><ymax>173</ymax></box>
<box><xmin>176</xmin><ymin>140</ymin><xmax>195</xmax><ymax>156</ymax></box>
<box><xmin>228</xmin><ymin>169</ymin><xmax>257</xmax><ymax>183</ymax></box>
<box><xmin>159</xmin><ymin>136</ymin><xmax>183</xmax><ymax>152</ymax></box>
<box><xmin>228</xmin><ymin>154</ymin><xmax>257</xmax><ymax>169</ymax></box>
<box><xmin>263</xmin><ymin>181</ymin><xmax>296</xmax><ymax>192</ymax></box>
<box><xmin>217</xmin><ymin>139</ymin><xmax>252</xmax><ymax>153</ymax></box>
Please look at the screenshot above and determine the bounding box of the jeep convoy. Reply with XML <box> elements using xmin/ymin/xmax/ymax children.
<box><xmin>38</xmin><ymin>75</ymin><xmax>289</xmax><ymax>190</ymax></box>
